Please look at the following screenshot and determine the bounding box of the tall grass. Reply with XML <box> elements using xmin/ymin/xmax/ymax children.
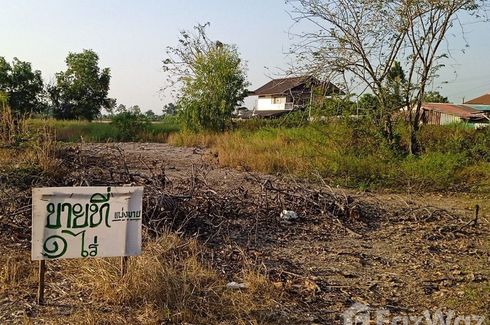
<box><xmin>19</xmin><ymin>114</ymin><xmax>490</xmax><ymax>192</ymax></box>
<box><xmin>28</xmin><ymin>118</ymin><xmax>180</xmax><ymax>142</ymax></box>
<box><xmin>0</xmin><ymin>105</ymin><xmax>28</xmax><ymax>145</ymax></box>
<box><xmin>169</xmin><ymin>121</ymin><xmax>490</xmax><ymax>192</ymax></box>
<box><xmin>0</xmin><ymin>107</ymin><xmax>60</xmax><ymax>175</ymax></box>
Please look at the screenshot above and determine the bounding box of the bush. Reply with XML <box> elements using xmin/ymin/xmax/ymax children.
<box><xmin>418</xmin><ymin>124</ymin><xmax>490</xmax><ymax>161</ymax></box>
<box><xmin>234</xmin><ymin>110</ymin><xmax>310</xmax><ymax>131</ymax></box>
<box><xmin>111</xmin><ymin>110</ymin><xmax>150</xmax><ymax>141</ymax></box>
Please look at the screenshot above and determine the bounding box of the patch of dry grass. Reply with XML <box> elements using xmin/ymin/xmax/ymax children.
<box><xmin>62</xmin><ymin>233</ymin><xmax>279</xmax><ymax>324</ymax></box>
<box><xmin>0</xmin><ymin>105</ymin><xmax>27</xmax><ymax>144</ymax></box>
<box><xmin>1</xmin><ymin>232</ymin><xmax>281</xmax><ymax>324</ymax></box>
<box><xmin>0</xmin><ymin>252</ymin><xmax>37</xmax><ymax>291</ymax></box>
<box><xmin>0</xmin><ymin>108</ymin><xmax>60</xmax><ymax>175</ymax></box>
<box><xmin>31</xmin><ymin>125</ymin><xmax>60</xmax><ymax>174</ymax></box>
<box><xmin>168</xmin><ymin>131</ymin><xmax>220</xmax><ymax>148</ymax></box>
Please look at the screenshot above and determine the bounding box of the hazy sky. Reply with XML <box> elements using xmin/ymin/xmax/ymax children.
<box><xmin>1</xmin><ymin>1</ymin><xmax>489</xmax><ymax>113</ymax></box>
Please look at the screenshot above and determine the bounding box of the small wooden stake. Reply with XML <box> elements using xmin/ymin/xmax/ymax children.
<box><xmin>474</xmin><ymin>204</ymin><xmax>480</xmax><ymax>226</ymax></box>
<box><xmin>37</xmin><ymin>260</ymin><xmax>46</xmax><ymax>305</ymax></box>
<box><xmin>120</xmin><ymin>256</ymin><xmax>128</xmax><ymax>277</ymax></box>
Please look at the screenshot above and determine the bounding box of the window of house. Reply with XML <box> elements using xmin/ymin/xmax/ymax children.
<box><xmin>272</xmin><ymin>97</ymin><xmax>282</xmax><ymax>104</ymax></box>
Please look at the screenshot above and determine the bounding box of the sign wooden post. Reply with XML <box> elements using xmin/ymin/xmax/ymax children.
<box><xmin>31</xmin><ymin>186</ymin><xmax>143</xmax><ymax>304</ymax></box>
<box><xmin>120</xmin><ymin>256</ymin><xmax>128</xmax><ymax>277</ymax></box>
<box><xmin>37</xmin><ymin>260</ymin><xmax>46</xmax><ymax>305</ymax></box>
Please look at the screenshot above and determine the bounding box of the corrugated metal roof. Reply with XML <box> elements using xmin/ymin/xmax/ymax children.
<box><xmin>422</xmin><ymin>103</ymin><xmax>484</xmax><ymax>119</ymax></box>
<box><xmin>465</xmin><ymin>104</ymin><xmax>490</xmax><ymax>112</ymax></box>
<box><xmin>465</xmin><ymin>93</ymin><xmax>490</xmax><ymax>105</ymax></box>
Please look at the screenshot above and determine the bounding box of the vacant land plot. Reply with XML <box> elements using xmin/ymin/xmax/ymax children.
<box><xmin>1</xmin><ymin>143</ymin><xmax>488</xmax><ymax>324</ymax></box>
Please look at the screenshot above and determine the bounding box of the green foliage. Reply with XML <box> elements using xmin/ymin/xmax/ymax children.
<box><xmin>28</xmin><ymin>117</ymin><xmax>179</xmax><ymax>143</ymax></box>
<box><xmin>418</xmin><ymin>124</ymin><xmax>490</xmax><ymax>161</ymax></box>
<box><xmin>145</xmin><ymin>110</ymin><xmax>157</xmax><ymax>120</ymax></box>
<box><xmin>400</xmin><ymin>152</ymin><xmax>466</xmax><ymax>189</ymax></box>
<box><xmin>423</xmin><ymin>91</ymin><xmax>449</xmax><ymax>103</ymax></box>
<box><xmin>50</xmin><ymin>50</ymin><xmax>112</xmax><ymax>121</ymax></box>
<box><xmin>233</xmin><ymin>111</ymin><xmax>310</xmax><ymax>131</ymax></box>
<box><xmin>162</xmin><ymin>103</ymin><xmax>177</xmax><ymax>116</ymax></box>
<box><xmin>312</xmin><ymin>95</ymin><xmax>357</xmax><ymax>117</ymax></box>
<box><xmin>0</xmin><ymin>57</ymin><xmax>45</xmax><ymax>116</ymax></box>
<box><xmin>164</xmin><ymin>24</ymin><xmax>249</xmax><ymax>132</ymax></box>
<box><xmin>111</xmin><ymin>106</ymin><xmax>150</xmax><ymax>141</ymax></box>
<box><xmin>357</xmin><ymin>93</ymin><xmax>380</xmax><ymax>119</ymax></box>
<box><xmin>385</xmin><ymin>61</ymin><xmax>406</xmax><ymax>110</ymax></box>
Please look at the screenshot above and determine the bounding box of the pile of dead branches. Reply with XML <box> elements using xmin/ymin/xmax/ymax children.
<box><xmin>1</xmin><ymin>143</ymin><xmax>484</xmax><ymax>252</ymax></box>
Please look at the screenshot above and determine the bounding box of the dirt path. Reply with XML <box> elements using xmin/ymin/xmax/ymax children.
<box><xmin>1</xmin><ymin>142</ymin><xmax>489</xmax><ymax>324</ymax></box>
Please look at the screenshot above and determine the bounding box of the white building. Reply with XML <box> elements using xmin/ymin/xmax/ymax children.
<box><xmin>248</xmin><ymin>76</ymin><xmax>341</xmax><ymax>117</ymax></box>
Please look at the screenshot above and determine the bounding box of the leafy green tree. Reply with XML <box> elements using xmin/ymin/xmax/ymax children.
<box><xmin>103</xmin><ymin>98</ymin><xmax>117</xmax><ymax>116</ymax></box>
<box><xmin>385</xmin><ymin>61</ymin><xmax>406</xmax><ymax>110</ymax></box>
<box><xmin>51</xmin><ymin>50</ymin><xmax>112</xmax><ymax>120</ymax></box>
<box><xmin>111</xmin><ymin>105</ymin><xmax>149</xmax><ymax>141</ymax></box>
<box><xmin>163</xmin><ymin>23</ymin><xmax>249</xmax><ymax>131</ymax></box>
<box><xmin>145</xmin><ymin>109</ymin><xmax>157</xmax><ymax>120</ymax></box>
<box><xmin>115</xmin><ymin>104</ymin><xmax>127</xmax><ymax>113</ymax></box>
<box><xmin>0</xmin><ymin>57</ymin><xmax>45</xmax><ymax>115</ymax></box>
<box><xmin>358</xmin><ymin>94</ymin><xmax>379</xmax><ymax>112</ymax></box>
<box><xmin>162</xmin><ymin>103</ymin><xmax>177</xmax><ymax>115</ymax></box>
<box><xmin>423</xmin><ymin>91</ymin><xmax>449</xmax><ymax>103</ymax></box>
<box><xmin>358</xmin><ymin>61</ymin><xmax>407</xmax><ymax>121</ymax></box>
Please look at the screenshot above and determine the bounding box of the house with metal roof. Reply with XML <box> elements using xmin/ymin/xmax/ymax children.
<box><xmin>248</xmin><ymin>76</ymin><xmax>341</xmax><ymax>117</ymax></box>
<box><xmin>421</xmin><ymin>103</ymin><xmax>489</xmax><ymax>128</ymax></box>
<box><xmin>463</xmin><ymin>93</ymin><xmax>490</xmax><ymax>115</ymax></box>
<box><xmin>465</xmin><ymin>93</ymin><xmax>490</xmax><ymax>105</ymax></box>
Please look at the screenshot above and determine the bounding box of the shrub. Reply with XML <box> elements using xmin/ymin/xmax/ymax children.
<box><xmin>111</xmin><ymin>110</ymin><xmax>150</xmax><ymax>141</ymax></box>
<box><xmin>400</xmin><ymin>152</ymin><xmax>467</xmax><ymax>190</ymax></box>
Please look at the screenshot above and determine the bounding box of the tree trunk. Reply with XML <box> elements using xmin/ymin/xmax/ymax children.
<box><xmin>409</xmin><ymin>101</ymin><xmax>423</xmax><ymax>155</ymax></box>
<box><xmin>384</xmin><ymin>114</ymin><xmax>394</xmax><ymax>145</ymax></box>
<box><xmin>408</xmin><ymin>112</ymin><xmax>423</xmax><ymax>156</ymax></box>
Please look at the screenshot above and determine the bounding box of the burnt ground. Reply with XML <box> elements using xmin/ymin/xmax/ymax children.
<box><xmin>1</xmin><ymin>142</ymin><xmax>489</xmax><ymax>324</ymax></box>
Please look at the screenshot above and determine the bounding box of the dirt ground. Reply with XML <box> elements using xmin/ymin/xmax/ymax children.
<box><xmin>1</xmin><ymin>142</ymin><xmax>489</xmax><ymax>324</ymax></box>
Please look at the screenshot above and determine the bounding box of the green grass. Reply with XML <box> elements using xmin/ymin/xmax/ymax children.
<box><xmin>169</xmin><ymin>121</ymin><xmax>490</xmax><ymax>192</ymax></box>
<box><xmin>28</xmin><ymin>118</ymin><xmax>180</xmax><ymax>142</ymax></box>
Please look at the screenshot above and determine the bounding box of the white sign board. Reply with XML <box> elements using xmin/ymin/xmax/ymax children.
<box><xmin>32</xmin><ymin>186</ymin><xmax>143</xmax><ymax>260</ymax></box>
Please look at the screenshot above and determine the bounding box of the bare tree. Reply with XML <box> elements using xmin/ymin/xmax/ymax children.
<box><xmin>288</xmin><ymin>0</ymin><xmax>487</xmax><ymax>154</ymax></box>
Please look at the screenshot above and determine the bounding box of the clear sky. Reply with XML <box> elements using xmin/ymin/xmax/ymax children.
<box><xmin>1</xmin><ymin>1</ymin><xmax>489</xmax><ymax>113</ymax></box>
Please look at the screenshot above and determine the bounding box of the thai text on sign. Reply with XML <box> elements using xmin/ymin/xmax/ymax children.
<box><xmin>31</xmin><ymin>186</ymin><xmax>144</xmax><ymax>260</ymax></box>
